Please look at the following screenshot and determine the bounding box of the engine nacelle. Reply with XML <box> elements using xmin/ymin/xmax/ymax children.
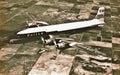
<box><xmin>26</xmin><ymin>21</ymin><xmax>49</xmax><ymax>28</ymax></box>
<box><xmin>98</xmin><ymin>24</ymin><xmax>104</xmax><ymax>27</ymax></box>
<box><xmin>57</xmin><ymin>42</ymin><xmax>66</xmax><ymax>48</ymax></box>
<box><xmin>44</xmin><ymin>39</ymin><xmax>53</xmax><ymax>44</ymax></box>
<box><xmin>9</xmin><ymin>39</ymin><xmax>22</xmax><ymax>43</ymax></box>
<box><xmin>56</xmin><ymin>42</ymin><xmax>71</xmax><ymax>49</ymax></box>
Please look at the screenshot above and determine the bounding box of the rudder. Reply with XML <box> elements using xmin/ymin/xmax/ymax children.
<box><xmin>95</xmin><ymin>7</ymin><xmax>105</xmax><ymax>22</ymax></box>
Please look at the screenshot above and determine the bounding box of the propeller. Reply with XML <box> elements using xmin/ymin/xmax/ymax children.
<box><xmin>26</xmin><ymin>12</ymin><xmax>37</xmax><ymax>22</ymax></box>
<box><xmin>40</xmin><ymin>32</ymin><xmax>57</xmax><ymax>48</ymax></box>
<box><xmin>25</xmin><ymin>12</ymin><xmax>49</xmax><ymax>27</ymax></box>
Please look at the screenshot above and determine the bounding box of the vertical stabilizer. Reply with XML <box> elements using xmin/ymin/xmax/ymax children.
<box><xmin>95</xmin><ymin>7</ymin><xmax>105</xmax><ymax>22</ymax></box>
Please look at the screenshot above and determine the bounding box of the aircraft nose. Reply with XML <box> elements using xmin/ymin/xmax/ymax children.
<box><xmin>17</xmin><ymin>31</ymin><xmax>22</xmax><ymax>35</ymax></box>
<box><xmin>17</xmin><ymin>30</ymin><xmax>25</xmax><ymax>35</ymax></box>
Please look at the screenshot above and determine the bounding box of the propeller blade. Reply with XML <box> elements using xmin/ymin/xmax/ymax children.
<box><xmin>52</xmin><ymin>37</ymin><xmax>58</xmax><ymax>49</ymax></box>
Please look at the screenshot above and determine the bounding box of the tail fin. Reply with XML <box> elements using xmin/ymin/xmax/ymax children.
<box><xmin>95</xmin><ymin>7</ymin><xmax>105</xmax><ymax>22</ymax></box>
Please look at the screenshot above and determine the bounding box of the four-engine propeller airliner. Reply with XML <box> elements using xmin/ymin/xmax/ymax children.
<box><xmin>15</xmin><ymin>7</ymin><xmax>105</xmax><ymax>48</ymax></box>
<box><xmin>17</xmin><ymin>7</ymin><xmax>105</xmax><ymax>36</ymax></box>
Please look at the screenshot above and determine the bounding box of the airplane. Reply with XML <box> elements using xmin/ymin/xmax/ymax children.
<box><xmin>16</xmin><ymin>7</ymin><xmax>105</xmax><ymax>48</ymax></box>
<box><xmin>17</xmin><ymin>7</ymin><xmax>105</xmax><ymax>35</ymax></box>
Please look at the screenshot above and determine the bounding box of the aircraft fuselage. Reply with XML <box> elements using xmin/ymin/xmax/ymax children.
<box><xmin>17</xmin><ymin>19</ymin><xmax>104</xmax><ymax>37</ymax></box>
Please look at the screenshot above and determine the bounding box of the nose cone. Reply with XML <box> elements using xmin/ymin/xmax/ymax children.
<box><xmin>17</xmin><ymin>30</ymin><xmax>27</xmax><ymax>35</ymax></box>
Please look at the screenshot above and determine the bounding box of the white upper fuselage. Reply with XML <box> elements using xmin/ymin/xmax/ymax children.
<box><xmin>17</xmin><ymin>19</ymin><xmax>104</xmax><ymax>35</ymax></box>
